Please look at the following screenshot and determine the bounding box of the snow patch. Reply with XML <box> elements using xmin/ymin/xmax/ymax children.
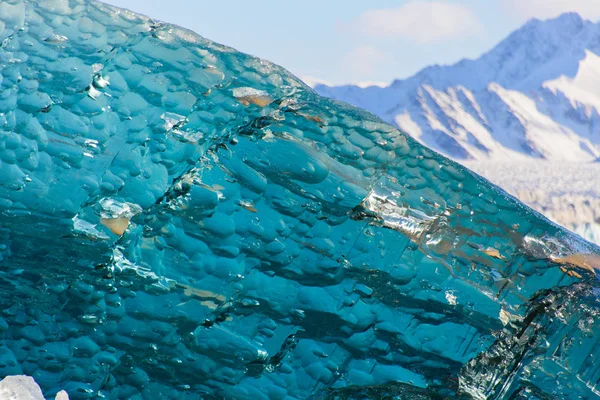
<box><xmin>544</xmin><ymin>50</ymin><xmax>600</xmax><ymax>116</ymax></box>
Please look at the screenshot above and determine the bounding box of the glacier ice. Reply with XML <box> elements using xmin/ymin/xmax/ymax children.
<box><xmin>0</xmin><ymin>1</ymin><xmax>599</xmax><ymax>399</ymax></box>
<box><xmin>0</xmin><ymin>375</ymin><xmax>68</xmax><ymax>400</ymax></box>
<box><xmin>465</xmin><ymin>161</ymin><xmax>600</xmax><ymax>246</ymax></box>
<box><xmin>0</xmin><ymin>375</ymin><xmax>45</xmax><ymax>400</ymax></box>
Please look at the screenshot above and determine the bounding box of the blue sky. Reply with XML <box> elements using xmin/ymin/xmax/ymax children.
<box><xmin>102</xmin><ymin>0</ymin><xmax>600</xmax><ymax>86</ymax></box>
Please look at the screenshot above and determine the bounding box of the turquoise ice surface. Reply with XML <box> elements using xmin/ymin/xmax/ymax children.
<box><xmin>0</xmin><ymin>1</ymin><xmax>599</xmax><ymax>399</ymax></box>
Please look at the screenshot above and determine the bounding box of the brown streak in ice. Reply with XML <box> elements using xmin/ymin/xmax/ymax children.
<box><xmin>236</xmin><ymin>95</ymin><xmax>272</xmax><ymax>107</ymax></box>
<box><xmin>553</xmin><ymin>253</ymin><xmax>600</xmax><ymax>275</ymax></box>
<box><xmin>100</xmin><ymin>217</ymin><xmax>130</xmax><ymax>236</ymax></box>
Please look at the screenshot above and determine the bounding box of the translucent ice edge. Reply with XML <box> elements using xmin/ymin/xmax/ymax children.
<box><xmin>0</xmin><ymin>1</ymin><xmax>598</xmax><ymax>399</ymax></box>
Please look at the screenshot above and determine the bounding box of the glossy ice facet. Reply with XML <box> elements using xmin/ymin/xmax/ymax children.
<box><xmin>0</xmin><ymin>1</ymin><xmax>599</xmax><ymax>399</ymax></box>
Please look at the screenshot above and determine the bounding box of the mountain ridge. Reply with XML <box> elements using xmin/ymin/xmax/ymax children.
<box><xmin>313</xmin><ymin>12</ymin><xmax>600</xmax><ymax>162</ymax></box>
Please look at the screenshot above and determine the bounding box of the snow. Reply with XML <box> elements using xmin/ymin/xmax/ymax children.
<box><xmin>489</xmin><ymin>83</ymin><xmax>596</xmax><ymax>161</ymax></box>
<box><xmin>315</xmin><ymin>13</ymin><xmax>600</xmax><ymax>162</ymax></box>
<box><xmin>300</xmin><ymin>76</ymin><xmax>332</xmax><ymax>88</ymax></box>
<box><xmin>394</xmin><ymin>111</ymin><xmax>422</xmax><ymax>141</ymax></box>
<box><xmin>544</xmin><ymin>49</ymin><xmax>600</xmax><ymax>116</ymax></box>
<box><xmin>351</xmin><ymin>81</ymin><xmax>389</xmax><ymax>88</ymax></box>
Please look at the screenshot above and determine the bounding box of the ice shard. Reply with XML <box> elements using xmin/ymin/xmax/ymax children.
<box><xmin>0</xmin><ymin>1</ymin><xmax>599</xmax><ymax>399</ymax></box>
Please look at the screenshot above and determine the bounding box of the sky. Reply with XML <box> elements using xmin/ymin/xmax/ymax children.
<box><xmin>102</xmin><ymin>0</ymin><xmax>600</xmax><ymax>87</ymax></box>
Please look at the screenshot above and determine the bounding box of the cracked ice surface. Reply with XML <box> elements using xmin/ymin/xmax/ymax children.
<box><xmin>0</xmin><ymin>1</ymin><xmax>599</xmax><ymax>399</ymax></box>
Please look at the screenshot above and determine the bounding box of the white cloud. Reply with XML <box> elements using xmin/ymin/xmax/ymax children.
<box><xmin>300</xmin><ymin>76</ymin><xmax>333</xmax><ymax>88</ymax></box>
<box><xmin>343</xmin><ymin>46</ymin><xmax>389</xmax><ymax>76</ymax></box>
<box><xmin>353</xmin><ymin>81</ymin><xmax>389</xmax><ymax>88</ymax></box>
<box><xmin>300</xmin><ymin>76</ymin><xmax>388</xmax><ymax>89</ymax></box>
<box><xmin>503</xmin><ymin>0</ymin><xmax>600</xmax><ymax>21</ymax></box>
<box><xmin>354</xmin><ymin>1</ymin><xmax>482</xmax><ymax>43</ymax></box>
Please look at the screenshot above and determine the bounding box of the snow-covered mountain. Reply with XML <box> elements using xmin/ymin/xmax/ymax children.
<box><xmin>313</xmin><ymin>13</ymin><xmax>600</xmax><ymax>162</ymax></box>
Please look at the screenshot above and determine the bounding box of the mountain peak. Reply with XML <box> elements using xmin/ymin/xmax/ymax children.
<box><xmin>467</xmin><ymin>12</ymin><xmax>597</xmax><ymax>90</ymax></box>
<box><xmin>385</xmin><ymin>13</ymin><xmax>597</xmax><ymax>92</ymax></box>
<box><xmin>550</xmin><ymin>11</ymin><xmax>585</xmax><ymax>24</ymax></box>
<box><xmin>514</xmin><ymin>11</ymin><xmax>589</xmax><ymax>41</ymax></box>
<box><xmin>314</xmin><ymin>11</ymin><xmax>600</xmax><ymax>164</ymax></box>
<box><xmin>525</xmin><ymin>12</ymin><xmax>585</xmax><ymax>28</ymax></box>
